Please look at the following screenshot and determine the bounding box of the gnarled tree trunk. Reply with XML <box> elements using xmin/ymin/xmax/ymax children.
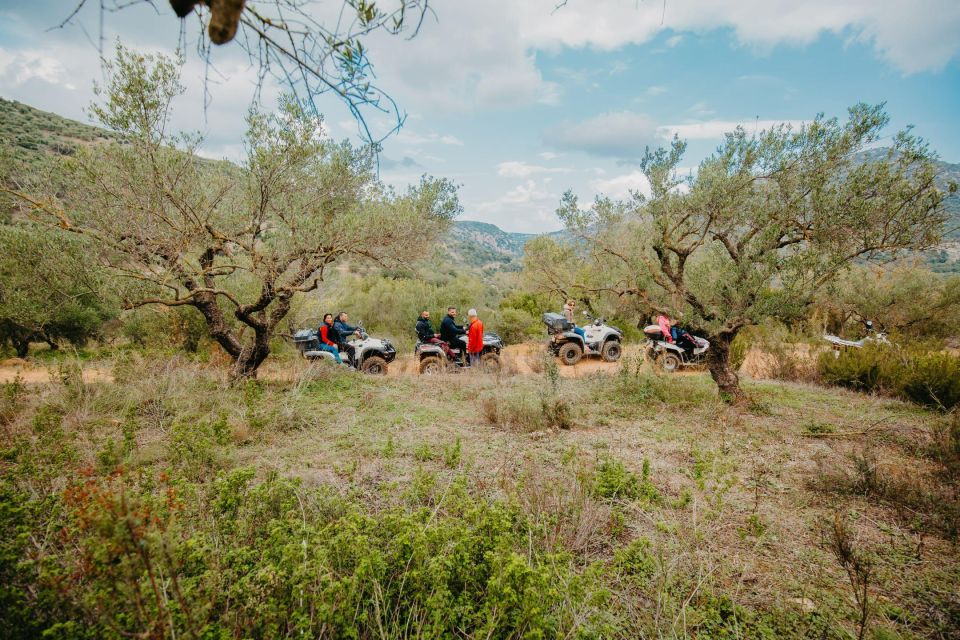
<box><xmin>11</xmin><ymin>336</ymin><xmax>30</xmax><ymax>359</ymax></box>
<box><xmin>706</xmin><ymin>331</ymin><xmax>747</xmax><ymax>405</ymax></box>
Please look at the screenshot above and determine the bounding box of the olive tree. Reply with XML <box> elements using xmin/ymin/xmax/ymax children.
<box><xmin>2</xmin><ymin>46</ymin><xmax>459</xmax><ymax>378</ymax></box>
<box><xmin>542</xmin><ymin>105</ymin><xmax>952</xmax><ymax>401</ymax></box>
<box><xmin>0</xmin><ymin>224</ymin><xmax>115</xmax><ymax>357</ymax></box>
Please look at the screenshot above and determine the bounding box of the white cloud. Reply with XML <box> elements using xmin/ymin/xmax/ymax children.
<box><xmin>393</xmin><ymin>129</ymin><xmax>464</xmax><ymax>146</ymax></box>
<box><xmin>539</xmin><ymin>151</ymin><xmax>561</xmax><ymax>160</ymax></box>
<box><xmin>545</xmin><ymin>109</ymin><xmax>811</xmax><ymax>158</ymax></box>
<box><xmin>666</xmin><ymin>35</ymin><xmax>683</xmax><ymax>48</ymax></box>
<box><xmin>497</xmin><ymin>161</ymin><xmax>571</xmax><ymax>178</ymax></box>
<box><xmin>514</xmin><ymin>0</ymin><xmax>960</xmax><ymax>74</ymax></box>
<box><xmin>473</xmin><ymin>179</ymin><xmax>561</xmax><ymax>231</ymax></box>
<box><xmin>590</xmin><ymin>171</ymin><xmax>652</xmax><ymax>200</ymax></box>
<box><xmin>646</xmin><ymin>85</ymin><xmax>667</xmax><ymax>97</ymax></box>
<box><xmin>687</xmin><ymin>101</ymin><xmax>715</xmax><ymax>118</ymax></box>
<box><xmin>544</xmin><ymin>111</ymin><xmax>661</xmax><ymax>157</ymax></box>
<box><xmin>0</xmin><ymin>48</ymin><xmax>75</xmax><ymax>89</ymax></box>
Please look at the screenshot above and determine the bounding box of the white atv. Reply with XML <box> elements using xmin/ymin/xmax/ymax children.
<box><xmin>643</xmin><ymin>324</ymin><xmax>710</xmax><ymax>372</ymax></box>
<box><xmin>823</xmin><ymin>320</ymin><xmax>889</xmax><ymax>357</ymax></box>
<box><xmin>292</xmin><ymin>322</ymin><xmax>396</xmax><ymax>374</ymax></box>
<box><xmin>543</xmin><ymin>311</ymin><xmax>624</xmax><ymax>366</ymax></box>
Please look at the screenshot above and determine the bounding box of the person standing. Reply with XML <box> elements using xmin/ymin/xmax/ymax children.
<box><xmin>466</xmin><ymin>308</ymin><xmax>484</xmax><ymax>368</ymax></box>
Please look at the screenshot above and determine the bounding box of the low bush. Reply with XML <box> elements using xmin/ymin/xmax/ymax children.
<box><xmin>819</xmin><ymin>344</ymin><xmax>960</xmax><ymax>410</ymax></box>
<box><xmin>591</xmin><ymin>457</ymin><xmax>660</xmax><ymax>504</ymax></box>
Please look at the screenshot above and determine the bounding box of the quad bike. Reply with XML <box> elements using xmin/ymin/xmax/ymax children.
<box><xmin>823</xmin><ymin>320</ymin><xmax>889</xmax><ymax>357</ymax></box>
<box><xmin>416</xmin><ymin>332</ymin><xmax>504</xmax><ymax>374</ymax></box>
<box><xmin>543</xmin><ymin>311</ymin><xmax>623</xmax><ymax>366</ymax></box>
<box><xmin>292</xmin><ymin>322</ymin><xmax>396</xmax><ymax>374</ymax></box>
<box><xmin>643</xmin><ymin>325</ymin><xmax>710</xmax><ymax>372</ymax></box>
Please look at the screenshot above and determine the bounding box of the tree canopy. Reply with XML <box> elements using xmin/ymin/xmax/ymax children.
<box><xmin>0</xmin><ymin>223</ymin><xmax>115</xmax><ymax>358</ymax></box>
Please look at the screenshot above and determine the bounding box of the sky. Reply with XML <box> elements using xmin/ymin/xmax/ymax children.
<box><xmin>1</xmin><ymin>0</ymin><xmax>958</xmax><ymax>233</ymax></box>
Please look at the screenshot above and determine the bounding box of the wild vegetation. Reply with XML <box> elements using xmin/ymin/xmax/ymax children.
<box><xmin>2</xmin><ymin>39</ymin><xmax>960</xmax><ymax>640</ymax></box>
<box><xmin>1</xmin><ymin>352</ymin><xmax>958</xmax><ymax>638</ymax></box>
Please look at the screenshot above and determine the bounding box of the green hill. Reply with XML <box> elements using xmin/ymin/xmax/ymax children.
<box><xmin>0</xmin><ymin>98</ymin><xmax>115</xmax><ymax>167</ymax></box>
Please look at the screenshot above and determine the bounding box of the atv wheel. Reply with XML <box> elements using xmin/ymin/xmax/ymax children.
<box><xmin>559</xmin><ymin>342</ymin><xmax>583</xmax><ymax>366</ymax></box>
<box><xmin>418</xmin><ymin>356</ymin><xmax>445</xmax><ymax>375</ymax></box>
<box><xmin>361</xmin><ymin>356</ymin><xmax>388</xmax><ymax>375</ymax></box>
<box><xmin>601</xmin><ymin>340</ymin><xmax>622</xmax><ymax>362</ymax></box>
<box><xmin>479</xmin><ymin>352</ymin><xmax>502</xmax><ymax>373</ymax></box>
<box><xmin>658</xmin><ymin>352</ymin><xmax>681</xmax><ymax>373</ymax></box>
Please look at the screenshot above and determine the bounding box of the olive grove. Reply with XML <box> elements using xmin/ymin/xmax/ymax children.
<box><xmin>526</xmin><ymin>105</ymin><xmax>953</xmax><ymax>401</ymax></box>
<box><xmin>1</xmin><ymin>46</ymin><xmax>459</xmax><ymax>377</ymax></box>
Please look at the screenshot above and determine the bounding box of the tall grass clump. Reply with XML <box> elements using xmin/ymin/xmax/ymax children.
<box><xmin>481</xmin><ymin>357</ymin><xmax>574</xmax><ymax>431</ymax></box>
<box><xmin>608</xmin><ymin>357</ymin><xmax>717</xmax><ymax>408</ymax></box>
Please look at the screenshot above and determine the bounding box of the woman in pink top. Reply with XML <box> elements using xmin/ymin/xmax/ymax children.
<box><xmin>657</xmin><ymin>314</ymin><xmax>673</xmax><ymax>342</ymax></box>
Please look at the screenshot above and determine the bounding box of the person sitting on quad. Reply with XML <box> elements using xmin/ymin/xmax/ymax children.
<box><xmin>318</xmin><ymin>314</ymin><xmax>344</xmax><ymax>364</ymax></box>
<box><xmin>416</xmin><ymin>310</ymin><xmax>455</xmax><ymax>359</ymax></box>
<box><xmin>333</xmin><ymin>311</ymin><xmax>361</xmax><ymax>361</ymax></box>
<box><xmin>440</xmin><ymin>306</ymin><xmax>467</xmax><ymax>360</ymax></box>
<box><xmin>657</xmin><ymin>313</ymin><xmax>696</xmax><ymax>354</ymax></box>
<box><xmin>563</xmin><ymin>299</ymin><xmax>587</xmax><ymax>341</ymax></box>
<box><xmin>657</xmin><ymin>314</ymin><xmax>673</xmax><ymax>342</ymax></box>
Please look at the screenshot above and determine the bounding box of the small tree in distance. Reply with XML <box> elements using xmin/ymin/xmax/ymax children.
<box><xmin>2</xmin><ymin>45</ymin><xmax>460</xmax><ymax>378</ymax></box>
<box><xmin>534</xmin><ymin>104</ymin><xmax>952</xmax><ymax>402</ymax></box>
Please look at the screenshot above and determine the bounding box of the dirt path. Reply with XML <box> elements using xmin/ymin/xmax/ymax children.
<box><xmin>0</xmin><ymin>344</ymin><xmax>633</xmax><ymax>385</ymax></box>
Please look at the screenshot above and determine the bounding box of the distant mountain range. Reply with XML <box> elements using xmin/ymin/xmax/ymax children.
<box><xmin>2</xmin><ymin>97</ymin><xmax>958</xmax><ymax>271</ymax></box>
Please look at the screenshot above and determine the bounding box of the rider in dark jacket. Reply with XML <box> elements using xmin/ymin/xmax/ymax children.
<box><xmin>417</xmin><ymin>310</ymin><xmax>455</xmax><ymax>359</ymax></box>
<box><xmin>416</xmin><ymin>313</ymin><xmax>435</xmax><ymax>342</ymax></box>
<box><xmin>439</xmin><ymin>307</ymin><xmax>466</xmax><ymax>352</ymax></box>
<box><xmin>333</xmin><ymin>313</ymin><xmax>358</xmax><ymax>346</ymax></box>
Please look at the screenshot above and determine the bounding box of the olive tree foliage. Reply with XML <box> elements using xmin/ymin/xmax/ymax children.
<box><xmin>530</xmin><ymin>105</ymin><xmax>951</xmax><ymax>401</ymax></box>
<box><xmin>0</xmin><ymin>224</ymin><xmax>115</xmax><ymax>358</ymax></box>
<box><xmin>2</xmin><ymin>46</ymin><xmax>460</xmax><ymax>377</ymax></box>
<box><xmin>815</xmin><ymin>262</ymin><xmax>960</xmax><ymax>340</ymax></box>
<box><xmin>61</xmin><ymin>0</ymin><xmax>432</xmax><ymax>143</ymax></box>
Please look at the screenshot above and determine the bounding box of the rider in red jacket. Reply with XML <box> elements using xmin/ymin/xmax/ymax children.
<box><xmin>467</xmin><ymin>309</ymin><xmax>484</xmax><ymax>367</ymax></box>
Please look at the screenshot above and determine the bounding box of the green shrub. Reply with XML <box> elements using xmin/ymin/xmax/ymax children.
<box><xmin>819</xmin><ymin>344</ymin><xmax>960</xmax><ymax>410</ymax></box>
<box><xmin>592</xmin><ymin>457</ymin><xmax>660</xmax><ymax>504</ymax></box>
<box><xmin>901</xmin><ymin>352</ymin><xmax>960</xmax><ymax>410</ymax></box>
<box><xmin>493</xmin><ymin>307</ymin><xmax>542</xmax><ymax>345</ymax></box>
<box><xmin>10</xmin><ymin>471</ymin><xmax>618</xmax><ymax>639</ymax></box>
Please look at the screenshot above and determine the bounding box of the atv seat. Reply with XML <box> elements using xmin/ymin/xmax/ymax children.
<box><xmin>643</xmin><ymin>324</ymin><xmax>665</xmax><ymax>340</ymax></box>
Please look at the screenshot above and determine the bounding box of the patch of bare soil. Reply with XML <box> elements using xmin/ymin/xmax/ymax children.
<box><xmin>0</xmin><ymin>362</ymin><xmax>113</xmax><ymax>384</ymax></box>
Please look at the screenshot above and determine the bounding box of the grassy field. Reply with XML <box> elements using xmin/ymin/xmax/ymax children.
<box><xmin>1</xmin><ymin>351</ymin><xmax>957</xmax><ymax>638</ymax></box>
